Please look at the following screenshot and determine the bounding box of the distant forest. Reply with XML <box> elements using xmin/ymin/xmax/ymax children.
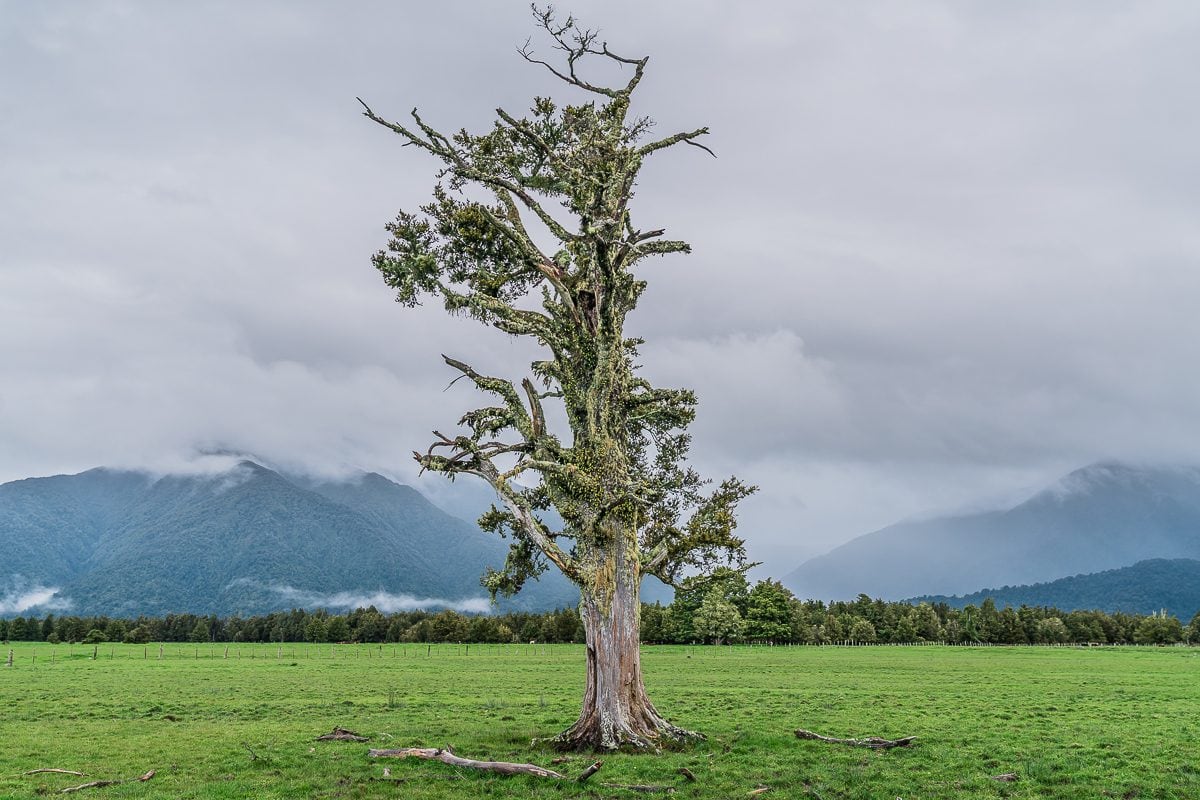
<box><xmin>4</xmin><ymin>574</ymin><xmax>1200</xmax><ymax>646</ymax></box>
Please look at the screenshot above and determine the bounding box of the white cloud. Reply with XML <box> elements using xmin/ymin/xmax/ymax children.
<box><xmin>232</xmin><ymin>581</ymin><xmax>492</xmax><ymax>614</ymax></box>
<box><xmin>0</xmin><ymin>581</ymin><xmax>71</xmax><ymax>615</ymax></box>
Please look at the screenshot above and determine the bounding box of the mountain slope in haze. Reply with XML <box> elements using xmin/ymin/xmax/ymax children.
<box><xmin>783</xmin><ymin>463</ymin><xmax>1200</xmax><ymax>601</ymax></box>
<box><xmin>911</xmin><ymin>558</ymin><xmax>1200</xmax><ymax>621</ymax></box>
<box><xmin>0</xmin><ymin>462</ymin><xmax>577</xmax><ymax>616</ymax></box>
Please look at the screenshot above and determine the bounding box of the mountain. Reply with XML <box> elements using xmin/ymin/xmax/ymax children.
<box><xmin>783</xmin><ymin>462</ymin><xmax>1200</xmax><ymax>602</ymax></box>
<box><xmin>910</xmin><ymin>558</ymin><xmax>1200</xmax><ymax>621</ymax></box>
<box><xmin>0</xmin><ymin>461</ymin><xmax>577</xmax><ymax>616</ymax></box>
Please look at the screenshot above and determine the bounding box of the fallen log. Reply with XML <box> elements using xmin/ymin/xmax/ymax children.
<box><xmin>316</xmin><ymin>726</ymin><xmax>369</xmax><ymax>742</ymax></box>
<box><xmin>794</xmin><ymin>729</ymin><xmax>916</xmax><ymax>749</ymax></box>
<box><xmin>25</xmin><ymin>769</ymin><xmax>87</xmax><ymax>777</ymax></box>
<box><xmin>368</xmin><ymin>747</ymin><xmax>566</xmax><ymax>779</ymax></box>
<box><xmin>369</xmin><ymin>746</ymin><xmax>684</xmax><ymax>792</ymax></box>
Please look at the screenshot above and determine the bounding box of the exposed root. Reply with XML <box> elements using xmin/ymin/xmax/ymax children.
<box><xmin>548</xmin><ymin>717</ymin><xmax>705</xmax><ymax>753</ymax></box>
<box><xmin>794</xmin><ymin>729</ymin><xmax>916</xmax><ymax>750</ymax></box>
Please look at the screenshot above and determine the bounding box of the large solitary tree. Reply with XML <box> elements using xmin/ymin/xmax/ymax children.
<box><xmin>361</xmin><ymin>7</ymin><xmax>754</xmax><ymax>751</ymax></box>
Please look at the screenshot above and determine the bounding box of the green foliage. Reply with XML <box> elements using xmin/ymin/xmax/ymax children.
<box><xmin>692</xmin><ymin>590</ymin><xmax>744</xmax><ymax>645</ymax></box>
<box><xmin>3</xmin><ymin>585</ymin><xmax>1193</xmax><ymax>649</ymax></box>
<box><xmin>188</xmin><ymin>620</ymin><xmax>211</xmax><ymax>643</ymax></box>
<box><xmin>743</xmin><ymin>579</ymin><xmax>794</xmax><ymax>642</ymax></box>
<box><xmin>848</xmin><ymin>618</ymin><xmax>877</xmax><ymax>643</ymax></box>
<box><xmin>325</xmin><ymin>617</ymin><xmax>350</xmax><ymax>643</ymax></box>
<box><xmin>1134</xmin><ymin>612</ymin><xmax>1185</xmax><ymax>645</ymax></box>
<box><xmin>82</xmin><ymin>628</ymin><xmax>107</xmax><ymax>644</ymax></box>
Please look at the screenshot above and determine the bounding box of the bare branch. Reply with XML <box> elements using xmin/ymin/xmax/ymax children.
<box><xmin>519</xmin><ymin>6</ymin><xmax>648</xmax><ymax>98</ymax></box>
<box><xmin>639</xmin><ymin>127</ymin><xmax>715</xmax><ymax>158</ymax></box>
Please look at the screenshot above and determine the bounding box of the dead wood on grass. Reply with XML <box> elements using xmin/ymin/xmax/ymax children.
<box><xmin>59</xmin><ymin>770</ymin><xmax>155</xmax><ymax>794</ymax></box>
<box><xmin>367</xmin><ymin>747</ymin><xmax>685</xmax><ymax>792</ymax></box>
<box><xmin>794</xmin><ymin>729</ymin><xmax>917</xmax><ymax>749</ymax></box>
<box><xmin>316</xmin><ymin>726</ymin><xmax>370</xmax><ymax>742</ymax></box>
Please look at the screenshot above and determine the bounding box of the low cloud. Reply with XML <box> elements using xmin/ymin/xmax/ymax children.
<box><xmin>230</xmin><ymin>580</ymin><xmax>492</xmax><ymax>614</ymax></box>
<box><xmin>0</xmin><ymin>581</ymin><xmax>71</xmax><ymax>615</ymax></box>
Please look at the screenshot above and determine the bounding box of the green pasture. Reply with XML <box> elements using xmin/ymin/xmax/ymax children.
<box><xmin>1</xmin><ymin>642</ymin><xmax>1198</xmax><ymax>798</ymax></box>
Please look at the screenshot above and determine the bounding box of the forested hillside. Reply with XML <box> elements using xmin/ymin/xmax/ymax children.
<box><xmin>0</xmin><ymin>462</ymin><xmax>576</xmax><ymax>616</ymax></box>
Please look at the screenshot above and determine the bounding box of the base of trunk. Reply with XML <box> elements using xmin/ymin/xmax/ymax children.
<box><xmin>547</xmin><ymin>706</ymin><xmax>705</xmax><ymax>752</ymax></box>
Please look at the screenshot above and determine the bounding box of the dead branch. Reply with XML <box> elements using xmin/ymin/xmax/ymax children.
<box><xmin>749</xmin><ymin>788</ymin><xmax>771</xmax><ymax>797</ymax></box>
<box><xmin>794</xmin><ymin>729</ymin><xmax>916</xmax><ymax>750</ymax></box>
<box><xmin>677</xmin><ymin>767</ymin><xmax>697</xmax><ymax>782</ymax></box>
<box><xmin>576</xmin><ymin>761</ymin><xmax>603</xmax><ymax>783</ymax></box>
<box><xmin>366</xmin><ymin>747</ymin><xmax>678</xmax><ymax>792</ymax></box>
<box><xmin>991</xmin><ymin>772</ymin><xmax>1019</xmax><ymax>782</ymax></box>
<box><xmin>368</xmin><ymin>747</ymin><xmax>565</xmax><ymax>779</ymax></box>
<box><xmin>60</xmin><ymin>781</ymin><xmax>118</xmax><ymax>794</ymax></box>
<box><xmin>600</xmin><ymin>783</ymin><xmax>675</xmax><ymax>794</ymax></box>
<box><xmin>316</xmin><ymin>726</ymin><xmax>369</xmax><ymax>742</ymax></box>
<box><xmin>60</xmin><ymin>771</ymin><xmax>154</xmax><ymax>794</ymax></box>
<box><xmin>24</xmin><ymin>767</ymin><xmax>87</xmax><ymax>777</ymax></box>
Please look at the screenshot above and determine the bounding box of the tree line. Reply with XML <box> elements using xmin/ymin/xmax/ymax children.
<box><xmin>2</xmin><ymin>573</ymin><xmax>1198</xmax><ymax>647</ymax></box>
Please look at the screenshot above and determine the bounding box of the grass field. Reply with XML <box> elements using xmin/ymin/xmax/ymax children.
<box><xmin>1</xmin><ymin>642</ymin><xmax>1198</xmax><ymax>799</ymax></box>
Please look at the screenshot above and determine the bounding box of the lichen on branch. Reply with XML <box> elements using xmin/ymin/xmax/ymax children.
<box><xmin>364</xmin><ymin>3</ymin><xmax>752</xmax><ymax>603</ymax></box>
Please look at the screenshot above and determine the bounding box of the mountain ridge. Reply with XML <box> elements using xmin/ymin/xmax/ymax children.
<box><xmin>0</xmin><ymin>461</ymin><xmax>577</xmax><ymax>616</ymax></box>
<box><xmin>910</xmin><ymin>558</ymin><xmax>1200</xmax><ymax>620</ymax></box>
<box><xmin>783</xmin><ymin>462</ymin><xmax>1200</xmax><ymax>602</ymax></box>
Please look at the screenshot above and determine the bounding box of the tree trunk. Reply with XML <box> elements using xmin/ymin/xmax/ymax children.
<box><xmin>550</xmin><ymin>548</ymin><xmax>700</xmax><ymax>751</ymax></box>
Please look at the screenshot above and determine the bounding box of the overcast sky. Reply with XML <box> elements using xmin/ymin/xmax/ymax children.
<box><xmin>3</xmin><ymin>2</ymin><xmax>1200</xmax><ymax>574</ymax></box>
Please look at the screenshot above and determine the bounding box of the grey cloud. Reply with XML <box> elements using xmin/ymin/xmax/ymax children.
<box><xmin>3</xmin><ymin>2</ymin><xmax>1200</xmax><ymax>575</ymax></box>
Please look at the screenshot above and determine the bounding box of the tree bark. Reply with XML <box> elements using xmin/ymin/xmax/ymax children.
<box><xmin>550</xmin><ymin>543</ymin><xmax>700</xmax><ymax>751</ymax></box>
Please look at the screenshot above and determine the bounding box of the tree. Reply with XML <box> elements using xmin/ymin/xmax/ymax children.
<box><xmin>326</xmin><ymin>616</ymin><xmax>351</xmax><ymax>643</ymax></box>
<box><xmin>692</xmin><ymin>589</ymin><xmax>744</xmax><ymax>645</ymax></box>
<box><xmin>1133</xmin><ymin>612</ymin><xmax>1183</xmax><ymax>645</ymax></box>
<box><xmin>361</xmin><ymin>8</ymin><xmax>753</xmax><ymax>751</ymax></box>
<box><xmin>848</xmin><ymin>618</ymin><xmax>877</xmax><ymax>643</ymax></box>
<box><xmin>83</xmin><ymin>628</ymin><xmax>108</xmax><ymax>644</ymax></box>
<box><xmin>1037</xmin><ymin>617</ymin><xmax>1070</xmax><ymax>644</ymax></box>
<box><xmin>744</xmin><ymin>579</ymin><xmax>795</xmax><ymax>642</ymax></box>
<box><xmin>188</xmin><ymin>619</ymin><xmax>211</xmax><ymax>643</ymax></box>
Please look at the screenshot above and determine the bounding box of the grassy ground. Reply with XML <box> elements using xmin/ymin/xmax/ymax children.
<box><xmin>1</xmin><ymin>642</ymin><xmax>1198</xmax><ymax>799</ymax></box>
